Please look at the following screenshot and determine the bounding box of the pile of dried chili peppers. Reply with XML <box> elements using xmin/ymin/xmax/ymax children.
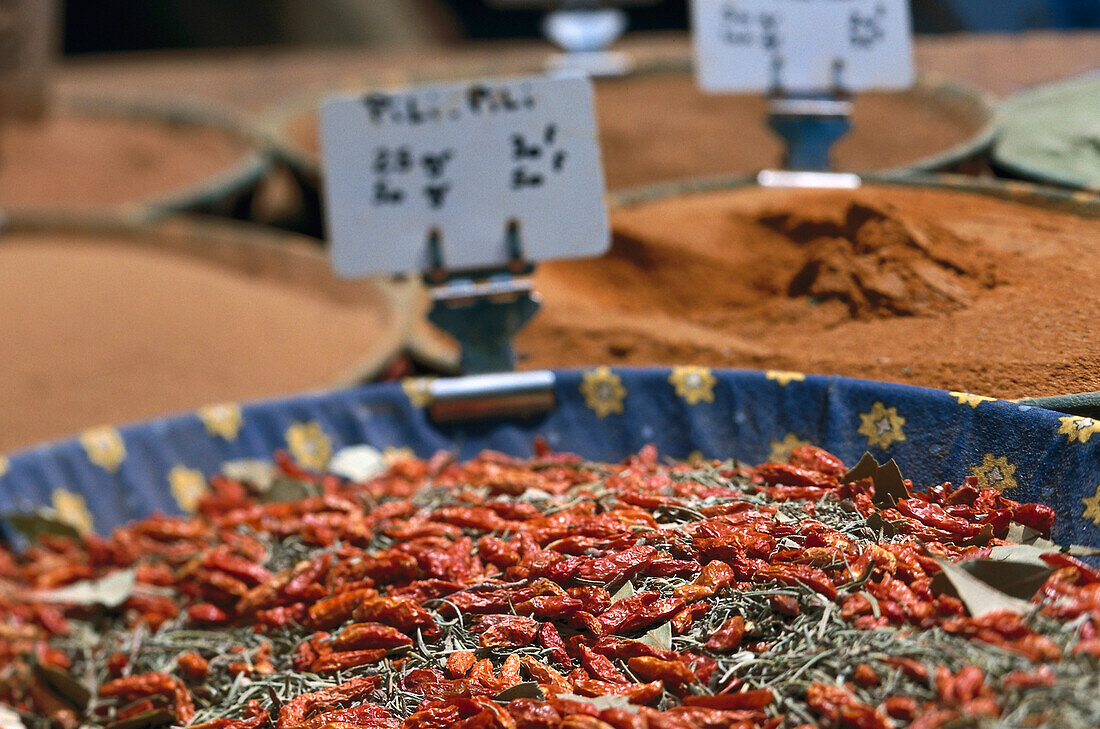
<box><xmin>2</xmin><ymin>443</ymin><xmax>1099</xmax><ymax>729</ymax></box>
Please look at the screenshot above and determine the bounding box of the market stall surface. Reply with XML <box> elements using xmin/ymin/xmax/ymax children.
<box><xmin>521</xmin><ymin>184</ymin><xmax>1100</xmax><ymax>399</ymax></box>
<box><xmin>0</xmin><ymin>233</ymin><xmax>394</xmax><ymax>453</ymax></box>
<box><xmin>0</xmin><ymin>111</ymin><xmax>250</xmax><ymax>211</ymax></box>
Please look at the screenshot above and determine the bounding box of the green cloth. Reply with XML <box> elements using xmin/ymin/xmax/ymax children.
<box><xmin>994</xmin><ymin>72</ymin><xmax>1100</xmax><ymax>191</ymax></box>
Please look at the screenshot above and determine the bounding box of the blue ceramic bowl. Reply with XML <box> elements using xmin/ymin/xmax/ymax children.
<box><xmin>2</xmin><ymin>368</ymin><xmax>1098</xmax><ymax>547</ymax></box>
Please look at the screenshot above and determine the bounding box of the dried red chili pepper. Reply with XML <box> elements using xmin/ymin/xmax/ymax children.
<box><xmin>190</xmin><ymin>709</ymin><xmax>269</xmax><ymax>729</ymax></box>
<box><xmin>188</xmin><ymin>602</ymin><xmax>230</xmax><ymax>625</ymax></box>
<box><xmin>788</xmin><ymin>446</ymin><xmax>846</xmax><ymax>477</ymax></box>
<box><xmin>480</xmin><ymin>616</ymin><xmax>539</xmax><ymax>648</ymax></box>
<box><xmin>310</xmin><ymin>648</ymin><xmax>388</xmax><ymax>673</ymax></box>
<box><xmin>506</xmin><ymin>699</ymin><xmax>562</xmax><ymax>729</ymax></box>
<box><xmin>537</xmin><ymin>622</ymin><xmax>571</xmax><ymax>668</ymax></box>
<box><xmin>572</xmin><ymin>679</ymin><xmax>663</xmax><ymax>705</ymax></box>
<box><xmin>704</xmin><ymin>615</ymin><xmax>746</xmax><ymax>652</ymax></box>
<box><xmin>277</xmin><ymin>675</ymin><xmax>380</xmax><ymax>728</ymax></box>
<box><xmin>333</xmin><ymin>622</ymin><xmax>414</xmax><ymax>650</ymax></box>
<box><xmin>176</xmin><ymin>652</ymin><xmax>209</xmax><ymax>681</ymax></box>
<box><xmin>307</xmin><ymin>588</ymin><xmax>381</xmax><ymax>629</ymax></box>
<box><xmin>680</xmin><ymin>690</ymin><xmax>773</xmax><ymax>710</ymax></box>
<box><xmin>626</xmin><ymin>657</ymin><xmax>696</xmax><ymax>688</ymax></box>
<box><xmin>99</xmin><ymin>672</ymin><xmax>195</xmax><ymax>723</ymax></box>
<box><xmin>595</xmin><ymin>592</ymin><xmax>660</xmax><ymax>635</ymax></box>
<box><xmin>579</xmin><ymin>645</ymin><xmax>626</xmax><ymax>683</ymax></box>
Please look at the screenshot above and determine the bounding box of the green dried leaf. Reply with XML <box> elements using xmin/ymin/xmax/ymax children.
<box><xmin>31</xmin><ymin>568</ymin><xmax>135</xmax><ymax>609</ymax></box>
<box><xmin>106</xmin><ymin>709</ymin><xmax>175</xmax><ymax>729</ymax></box>
<box><xmin>611</xmin><ymin>581</ymin><xmax>635</xmax><ymax>602</ymax></box>
<box><xmin>841</xmin><ymin>453</ymin><xmax>911</xmax><ymax>509</ymax></box>
<box><xmin>956</xmin><ymin>557</ymin><xmax>1053</xmax><ymax>600</ymax></box>
<box><xmin>555</xmin><ymin>694</ymin><xmax>640</xmax><ymax>714</ymax></box>
<box><xmin>33</xmin><ymin>664</ymin><xmax>90</xmax><ymax>710</ymax></box>
<box><xmin>259</xmin><ymin>477</ymin><xmax>316</xmax><ymax>505</ymax></box>
<box><xmin>931</xmin><ymin>558</ymin><xmax>1034</xmax><ymax>617</ymax></box>
<box><xmin>641</xmin><ymin>621</ymin><xmax>673</xmax><ymax>651</ymax></box>
<box><xmin>865</xmin><ymin>512</ymin><xmax>899</xmax><ymax>537</ymax></box>
<box><xmin>495</xmin><ymin>682</ymin><xmax>544</xmax><ymax>702</ymax></box>
<box><xmin>841</xmin><ymin>452</ymin><xmax>879</xmax><ymax>483</ymax></box>
<box><xmin>221</xmin><ymin>459</ymin><xmax>277</xmax><ymax>492</ymax></box>
<box><xmin>4</xmin><ymin>512</ymin><xmax>81</xmax><ymax>542</ymax></box>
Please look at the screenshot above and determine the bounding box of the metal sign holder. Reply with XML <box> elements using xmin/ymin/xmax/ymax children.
<box><xmin>422</xmin><ymin>219</ymin><xmax>541</xmax><ymax>376</ymax></box>
<box><xmin>765</xmin><ymin>58</ymin><xmax>853</xmax><ymax>172</ymax></box>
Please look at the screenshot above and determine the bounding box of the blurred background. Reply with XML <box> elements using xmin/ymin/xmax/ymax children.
<box><xmin>61</xmin><ymin>0</ymin><xmax>1100</xmax><ymax>54</ymax></box>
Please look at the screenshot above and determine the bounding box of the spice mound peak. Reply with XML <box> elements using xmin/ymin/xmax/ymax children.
<box><xmin>763</xmin><ymin>201</ymin><xmax>998</xmax><ymax>318</ymax></box>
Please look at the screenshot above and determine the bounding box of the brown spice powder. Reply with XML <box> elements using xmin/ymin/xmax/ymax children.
<box><xmin>0</xmin><ymin>113</ymin><xmax>248</xmax><ymax>209</ymax></box>
<box><xmin>518</xmin><ymin>185</ymin><xmax>1100</xmax><ymax>399</ymax></box>
<box><xmin>0</xmin><ymin>234</ymin><xmax>396</xmax><ymax>452</ymax></box>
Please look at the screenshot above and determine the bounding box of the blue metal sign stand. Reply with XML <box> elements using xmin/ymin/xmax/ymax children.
<box><xmin>766</xmin><ymin>59</ymin><xmax>853</xmax><ymax>172</ymax></box>
<box><xmin>423</xmin><ymin>220</ymin><xmax>541</xmax><ymax>375</ymax></box>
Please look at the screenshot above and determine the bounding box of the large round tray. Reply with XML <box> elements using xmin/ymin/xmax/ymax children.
<box><xmin>1</xmin><ymin>368</ymin><xmax>1097</xmax><ymax>549</ymax></box>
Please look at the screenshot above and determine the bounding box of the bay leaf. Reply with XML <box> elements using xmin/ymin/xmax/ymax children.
<box><xmin>220</xmin><ymin>459</ymin><xmax>277</xmax><ymax>492</ymax></box>
<box><xmin>931</xmin><ymin>558</ymin><xmax>1033</xmax><ymax>617</ymax></box>
<box><xmin>31</xmin><ymin>569</ymin><xmax>135</xmax><ymax>609</ymax></box>
<box><xmin>4</xmin><ymin>512</ymin><xmax>81</xmax><ymax>542</ymax></box>
<box><xmin>259</xmin><ymin>477</ymin><xmax>316</xmax><ymax>504</ymax></box>
<box><xmin>33</xmin><ymin>664</ymin><xmax>90</xmax><ymax>710</ymax></box>
<box><xmin>106</xmin><ymin>709</ymin><xmax>175</xmax><ymax>729</ymax></box>
<box><xmin>956</xmin><ymin>558</ymin><xmax>1053</xmax><ymax>601</ymax></box>
<box><xmin>640</xmin><ymin>621</ymin><xmax>673</xmax><ymax>651</ymax></box>
<box><xmin>611</xmin><ymin>581</ymin><xmax>635</xmax><ymax>602</ymax></box>
<box><xmin>0</xmin><ymin>705</ymin><xmax>26</xmax><ymax>729</ymax></box>
<box><xmin>495</xmin><ymin>682</ymin><xmax>544</xmax><ymax>702</ymax></box>
<box><xmin>554</xmin><ymin>694</ymin><xmax>640</xmax><ymax>714</ymax></box>
<box><xmin>840</xmin><ymin>453</ymin><xmax>910</xmax><ymax>508</ymax></box>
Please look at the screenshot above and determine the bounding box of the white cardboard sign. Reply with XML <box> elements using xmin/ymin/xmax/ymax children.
<box><xmin>319</xmin><ymin>74</ymin><xmax>610</xmax><ymax>278</ymax></box>
<box><xmin>691</xmin><ymin>0</ymin><xmax>914</xmax><ymax>93</ymax></box>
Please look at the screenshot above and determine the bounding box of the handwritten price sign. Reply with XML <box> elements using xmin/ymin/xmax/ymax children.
<box><xmin>691</xmin><ymin>0</ymin><xmax>914</xmax><ymax>93</ymax></box>
<box><xmin>319</xmin><ymin>74</ymin><xmax>609</xmax><ymax>278</ymax></box>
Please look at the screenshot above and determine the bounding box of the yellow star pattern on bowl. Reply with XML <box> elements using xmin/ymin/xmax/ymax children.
<box><xmin>79</xmin><ymin>426</ymin><xmax>127</xmax><ymax>473</ymax></box>
<box><xmin>169</xmin><ymin>466</ymin><xmax>209</xmax><ymax>514</ymax></box>
<box><xmin>949</xmin><ymin>392</ymin><xmax>997</xmax><ymax>409</ymax></box>
<box><xmin>857</xmin><ymin>402</ymin><xmax>907</xmax><ymax>450</ymax></box>
<box><xmin>1057</xmin><ymin>415</ymin><xmax>1100</xmax><ymax>445</ymax></box>
<box><xmin>668</xmin><ymin>366</ymin><xmax>717</xmax><ymax>405</ymax></box>
<box><xmin>383</xmin><ymin>446</ymin><xmax>416</xmax><ymax>465</ymax></box>
<box><xmin>286</xmin><ymin>421</ymin><xmax>333</xmax><ymax>472</ymax></box>
<box><xmin>51</xmin><ymin>489</ymin><xmax>93</xmax><ymax>535</ymax></box>
<box><xmin>1082</xmin><ymin>485</ymin><xmax>1100</xmax><ymax>526</ymax></box>
<box><xmin>0</xmin><ymin>455</ymin><xmax>8</xmax><ymax>480</ymax></box>
<box><xmin>581</xmin><ymin>367</ymin><xmax>626</xmax><ymax>418</ymax></box>
<box><xmin>197</xmin><ymin>403</ymin><xmax>244</xmax><ymax>441</ymax></box>
<box><xmin>769</xmin><ymin>433</ymin><xmax>811</xmax><ymax>463</ymax></box>
<box><xmin>765</xmin><ymin>370</ymin><xmax>806</xmax><ymax>387</ymax></box>
<box><xmin>972</xmin><ymin>453</ymin><xmax>1018</xmax><ymax>492</ymax></box>
<box><xmin>402</xmin><ymin>377</ymin><xmax>436</xmax><ymax>408</ymax></box>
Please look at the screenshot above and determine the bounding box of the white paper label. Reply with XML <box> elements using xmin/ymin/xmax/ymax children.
<box><xmin>319</xmin><ymin>74</ymin><xmax>610</xmax><ymax>278</ymax></box>
<box><xmin>691</xmin><ymin>0</ymin><xmax>914</xmax><ymax>93</ymax></box>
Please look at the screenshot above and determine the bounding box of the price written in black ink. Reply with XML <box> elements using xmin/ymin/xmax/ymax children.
<box><xmin>370</xmin><ymin>145</ymin><xmax>455</xmax><ymax>210</ymax></box>
<box><xmin>849</xmin><ymin>4</ymin><xmax>887</xmax><ymax>49</ymax></box>
<box><xmin>719</xmin><ymin>2</ymin><xmax>890</xmax><ymax>53</ymax></box>
<box><xmin>510</xmin><ymin>123</ymin><xmax>568</xmax><ymax>190</ymax></box>
<box><xmin>361</xmin><ymin>83</ymin><xmax>538</xmax><ymax>127</ymax></box>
